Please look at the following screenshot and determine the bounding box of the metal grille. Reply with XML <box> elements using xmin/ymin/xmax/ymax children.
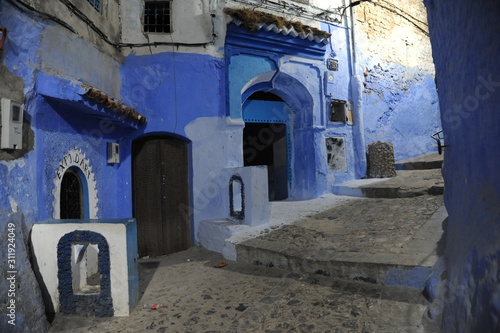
<box><xmin>144</xmin><ymin>1</ymin><xmax>171</xmax><ymax>33</ymax></box>
<box><xmin>86</xmin><ymin>0</ymin><xmax>101</xmax><ymax>12</ymax></box>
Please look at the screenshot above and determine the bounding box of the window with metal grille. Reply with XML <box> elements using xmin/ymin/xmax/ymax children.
<box><xmin>87</xmin><ymin>0</ymin><xmax>102</xmax><ymax>12</ymax></box>
<box><xmin>144</xmin><ymin>1</ymin><xmax>172</xmax><ymax>33</ymax></box>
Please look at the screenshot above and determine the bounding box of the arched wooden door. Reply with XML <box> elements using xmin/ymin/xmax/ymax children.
<box><xmin>132</xmin><ymin>136</ymin><xmax>191</xmax><ymax>257</ymax></box>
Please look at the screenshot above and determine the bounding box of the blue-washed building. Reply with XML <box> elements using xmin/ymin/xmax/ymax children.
<box><xmin>0</xmin><ymin>0</ymin><xmax>439</xmax><ymax>329</ymax></box>
<box><xmin>423</xmin><ymin>0</ymin><xmax>500</xmax><ymax>332</ymax></box>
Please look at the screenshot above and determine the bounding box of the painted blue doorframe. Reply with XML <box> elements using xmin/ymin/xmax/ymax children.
<box><xmin>243</xmin><ymin>99</ymin><xmax>293</xmax><ymax>199</ymax></box>
<box><xmin>226</xmin><ymin>21</ymin><xmax>330</xmax><ymax>200</ymax></box>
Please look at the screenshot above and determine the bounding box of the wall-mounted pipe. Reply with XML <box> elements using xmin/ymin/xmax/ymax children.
<box><xmin>0</xmin><ymin>27</ymin><xmax>7</xmax><ymax>57</ymax></box>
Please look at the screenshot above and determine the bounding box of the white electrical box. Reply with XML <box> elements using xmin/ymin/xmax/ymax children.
<box><xmin>1</xmin><ymin>98</ymin><xmax>24</xmax><ymax>150</ymax></box>
<box><xmin>107</xmin><ymin>142</ymin><xmax>120</xmax><ymax>164</ymax></box>
<box><xmin>324</xmin><ymin>71</ymin><xmax>335</xmax><ymax>97</ymax></box>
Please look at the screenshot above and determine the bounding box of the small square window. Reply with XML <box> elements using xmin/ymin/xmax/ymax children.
<box><xmin>11</xmin><ymin>105</ymin><xmax>21</xmax><ymax>123</ymax></box>
<box><xmin>87</xmin><ymin>0</ymin><xmax>102</xmax><ymax>12</ymax></box>
<box><xmin>144</xmin><ymin>1</ymin><xmax>172</xmax><ymax>33</ymax></box>
<box><xmin>325</xmin><ymin>137</ymin><xmax>347</xmax><ymax>171</ymax></box>
<box><xmin>329</xmin><ymin>99</ymin><xmax>347</xmax><ymax>123</ymax></box>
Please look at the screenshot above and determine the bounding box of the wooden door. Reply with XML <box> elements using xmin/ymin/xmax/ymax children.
<box><xmin>132</xmin><ymin>136</ymin><xmax>191</xmax><ymax>257</ymax></box>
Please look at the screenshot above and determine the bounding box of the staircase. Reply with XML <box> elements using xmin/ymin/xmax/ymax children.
<box><xmin>235</xmin><ymin>152</ymin><xmax>446</xmax><ymax>290</ymax></box>
<box><xmin>332</xmin><ymin>152</ymin><xmax>444</xmax><ymax>198</ymax></box>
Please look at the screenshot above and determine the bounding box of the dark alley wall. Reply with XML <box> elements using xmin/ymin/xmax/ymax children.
<box><xmin>424</xmin><ymin>0</ymin><xmax>500</xmax><ymax>331</ymax></box>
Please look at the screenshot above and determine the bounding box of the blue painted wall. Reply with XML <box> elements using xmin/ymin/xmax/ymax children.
<box><xmin>321</xmin><ymin>22</ymin><xmax>360</xmax><ymax>184</ymax></box>
<box><xmin>360</xmin><ymin>61</ymin><xmax>441</xmax><ymax>161</ymax></box>
<box><xmin>0</xmin><ymin>3</ymin><xmax>51</xmax><ymax>332</ymax></box>
<box><xmin>424</xmin><ymin>0</ymin><xmax>500</xmax><ymax>331</ymax></box>
<box><xmin>0</xmin><ymin>2</ymin><xmax>43</xmax><ymax>222</ymax></box>
<box><xmin>227</xmin><ymin>22</ymin><xmax>361</xmax><ymax>198</ymax></box>
<box><xmin>121</xmin><ymin>52</ymin><xmax>231</xmax><ymax>242</ymax></box>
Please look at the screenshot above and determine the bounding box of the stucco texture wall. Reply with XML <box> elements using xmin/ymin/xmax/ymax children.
<box><xmin>356</xmin><ymin>0</ymin><xmax>441</xmax><ymax>161</ymax></box>
<box><xmin>424</xmin><ymin>0</ymin><xmax>500</xmax><ymax>332</ymax></box>
<box><xmin>121</xmin><ymin>52</ymin><xmax>232</xmax><ymax>243</ymax></box>
<box><xmin>0</xmin><ymin>3</ymin><xmax>51</xmax><ymax>332</ymax></box>
<box><xmin>321</xmin><ymin>22</ymin><xmax>361</xmax><ymax>185</ymax></box>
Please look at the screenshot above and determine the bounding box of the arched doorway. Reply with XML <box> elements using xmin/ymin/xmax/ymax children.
<box><xmin>60</xmin><ymin>167</ymin><xmax>85</xmax><ymax>219</ymax></box>
<box><xmin>132</xmin><ymin>135</ymin><xmax>191</xmax><ymax>257</ymax></box>
<box><xmin>243</xmin><ymin>92</ymin><xmax>292</xmax><ymax>201</ymax></box>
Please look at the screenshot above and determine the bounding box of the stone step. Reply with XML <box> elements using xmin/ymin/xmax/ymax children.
<box><xmin>395</xmin><ymin>152</ymin><xmax>444</xmax><ymax>170</ymax></box>
<box><xmin>236</xmin><ymin>204</ymin><xmax>447</xmax><ymax>290</ymax></box>
<box><xmin>332</xmin><ymin>169</ymin><xmax>444</xmax><ymax>198</ymax></box>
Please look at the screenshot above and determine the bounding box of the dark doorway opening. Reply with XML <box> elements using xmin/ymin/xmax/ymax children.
<box><xmin>132</xmin><ymin>136</ymin><xmax>191</xmax><ymax>257</ymax></box>
<box><xmin>60</xmin><ymin>168</ymin><xmax>84</xmax><ymax>219</ymax></box>
<box><xmin>243</xmin><ymin>122</ymin><xmax>288</xmax><ymax>201</ymax></box>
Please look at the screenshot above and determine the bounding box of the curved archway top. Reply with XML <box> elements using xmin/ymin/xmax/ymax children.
<box><xmin>133</xmin><ymin>131</ymin><xmax>192</xmax><ymax>144</ymax></box>
<box><xmin>242</xmin><ymin>71</ymin><xmax>314</xmax><ymax>113</ymax></box>
<box><xmin>52</xmin><ymin>147</ymin><xmax>98</xmax><ymax>219</ymax></box>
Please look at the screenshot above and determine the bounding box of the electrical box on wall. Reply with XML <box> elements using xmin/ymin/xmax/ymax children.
<box><xmin>107</xmin><ymin>142</ymin><xmax>120</xmax><ymax>164</ymax></box>
<box><xmin>324</xmin><ymin>71</ymin><xmax>335</xmax><ymax>97</ymax></box>
<box><xmin>327</xmin><ymin>58</ymin><xmax>339</xmax><ymax>71</ymax></box>
<box><xmin>1</xmin><ymin>98</ymin><xmax>24</xmax><ymax>150</ymax></box>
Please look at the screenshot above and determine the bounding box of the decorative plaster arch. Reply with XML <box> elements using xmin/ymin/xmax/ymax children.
<box><xmin>52</xmin><ymin>147</ymin><xmax>98</xmax><ymax>219</ymax></box>
<box><xmin>241</xmin><ymin>71</ymin><xmax>318</xmax><ymax>200</ymax></box>
<box><xmin>241</xmin><ymin>71</ymin><xmax>314</xmax><ymax>128</ymax></box>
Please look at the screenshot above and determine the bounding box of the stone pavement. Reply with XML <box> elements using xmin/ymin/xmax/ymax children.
<box><xmin>49</xmin><ymin>246</ymin><xmax>439</xmax><ymax>333</ymax></box>
<box><xmin>395</xmin><ymin>153</ymin><xmax>444</xmax><ymax>171</ymax></box>
<box><xmin>332</xmin><ymin>170</ymin><xmax>444</xmax><ymax>198</ymax></box>
<box><xmin>333</xmin><ymin>153</ymin><xmax>444</xmax><ymax>198</ymax></box>
<box><xmin>236</xmin><ymin>195</ymin><xmax>445</xmax><ymax>289</ymax></box>
<box><xmin>48</xmin><ymin>196</ymin><xmax>444</xmax><ymax>333</ymax></box>
<box><xmin>49</xmin><ymin>154</ymin><xmax>445</xmax><ymax>332</ymax></box>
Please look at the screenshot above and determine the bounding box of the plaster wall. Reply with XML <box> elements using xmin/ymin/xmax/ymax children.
<box><xmin>26</xmin><ymin>0</ymin><xmax>121</xmax><ymax>58</ymax></box>
<box><xmin>120</xmin><ymin>0</ymin><xmax>218</xmax><ymax>57</ymax></box>
<box><xmin>31</xmin><ymin>88</ymin><xmax>138</xmax><ymax>221</ymax></box>
<box><xmin>185</xmin><ymin>117</ymin><xmax>245</xmax><ymax>241</ymax></box>
<box><xmin>354</xmin><ymin>0</ymin><xmax>440</xmax><ymax>160</ymax></box>
<box><xmin>225</xmin><ymin>22</ymin><xmax>354</xmax><ymax>197</ymax></box>
<box><xmin>320</xmin><ymin>22</ymin><xmax>359</xmax><ymax>185</ymax></box>
<box><xmin>30</xmin><ymin>220</ymin><xmax>137</xmax><ymax>316</ymax></box>
<box><xmin>0</xmin><ymin>2</ymin><xmax>135</xmax><ymax>328</ymax></box>
<box><xmin>121</xmin><ymin>52</ymin><xmax>235</xmax><ymax>244</ymax></box>
<box><xmin>423</xmin><ymin>0</ymin><xmax>500</xmax><ymax>331</ymax></box>
<box><xmin>227</xmin><ymin>166</ymin><xmax>270</xmax><ymax>226</ymax></box>
<box><xmin>0</xmin><ymin>5</ymin><xmax>52</xmax><ymax>330</ymax></box>
<box><xmin>41</xmin><ymin>24</ymin><xmax>122</xmax><ymax>98</ymax></box>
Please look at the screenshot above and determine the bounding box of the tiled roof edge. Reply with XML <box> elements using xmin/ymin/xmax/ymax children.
<box><xmin>81</xmin><ymin>84</ymin><xmax>147</xmax><ymax>125</ymax></box>
<box><xmin>225</xmin><ymin>8</ymin><xmax>331</xmax><ymax>44</ymax></box>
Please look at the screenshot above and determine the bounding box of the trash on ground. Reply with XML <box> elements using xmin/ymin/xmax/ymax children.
<box><xmin>144</xmin><ymin>304</ymin><xmax>167</xmax><ymax>309</ymax></box>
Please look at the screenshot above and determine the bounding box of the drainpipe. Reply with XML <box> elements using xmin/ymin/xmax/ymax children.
<box><xmin>0</xmin><ymin>27</ymin><xmax>6</xmax><ymax>58</ymax></box>
<box><xmin>348</xmin><ymin>1</ymin><xmax>368</xmax><ymax>178</ymax></box>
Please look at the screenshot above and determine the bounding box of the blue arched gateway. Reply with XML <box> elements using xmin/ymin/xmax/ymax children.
<box><xmin>226</xmin><ymin>14</ymin><xmax>329</xmax><ymax>200</ymax></box>
<box><xmin>242</xmin><ymin>91</ymin><xmax>292</xmax><ymax>200</ymax></box>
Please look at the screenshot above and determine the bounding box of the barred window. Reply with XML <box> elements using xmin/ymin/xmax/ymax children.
<box><xmin>87</xmin><ymin>0</ymin><xmax>102</xmax><ymax>12</ymax></box>
<box><xmin>144</xmin><ymin>1</ymin><xmax>172</xmax><ymax>33</ymax></box>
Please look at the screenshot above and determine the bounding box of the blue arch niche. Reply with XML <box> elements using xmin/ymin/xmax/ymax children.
<box><xmin>57</xmin><ymin>230</ymin><xmax>113</xmax><ymax>316</ymax></box>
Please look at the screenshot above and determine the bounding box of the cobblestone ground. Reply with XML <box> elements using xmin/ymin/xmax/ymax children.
<box><xmin>50</xmin><ymin>247</ymin><xmax>439</xmax><ymax>333</ymax></box>
<box><xmin>256</xmin><ymin>195</ymin><xmax>444</xmax><ymax>254</ymax></box>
